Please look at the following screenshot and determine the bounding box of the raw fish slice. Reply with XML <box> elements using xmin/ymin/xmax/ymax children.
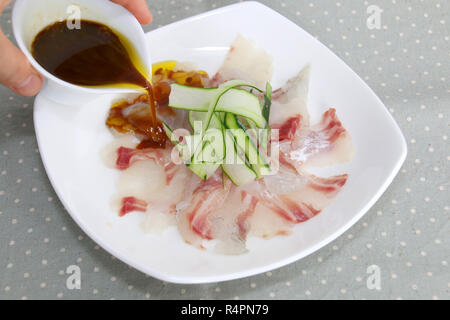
<box><xmin>115</xmin><ymin>146</ymin><xmax>184</xmax><ymax>185</ymax></box>
<box><xmin>100</xmin><ymin>134</ymin><xmax>139</xmax><ymax>169</ymax></box>
<box><xmin>210</xmin><ymin>34</ymin><xmax>273</xmax><ymax>88</ymax></box>
<box><xmin>245</xmin><ymin>180</ymin><xmax>319</xmax><ymax>223</ymax></box>
<box><xmin>114</xmin><ymin>147</ymin><xmax>192</xmax><ymax>218</ymax></box>
<box><xmin>140</xmin><ymin>210</ymin><xmax>177</xmax><ymax>235</ymax></box>
<box><xmin>271</xmin><ymin>115</ymin><xmax>303</xmax><ymax>142</ymax></box>
<box><xmin>270</xmin><ymin>66</ymin><xmax>311</xmax><ymax>126</ymax></box>
<box><xmin>254</xmin><ymin>165</ymin><xmax>348</xmax><ymax>223</ymax></box>
<box><xmin>139</xmin><ymin>200</ymin><xmax>178</xmax><ymax>236</ymax></box>
<box><xmin>119</xmin><ymin>196</ymin><xmax>148</xmax><ymax>217</ymax></box>
<box><xmin>247</xmin><ymin>204</ymin><xmax>294</xmax><ymax>239</ymax></box>
<box><xmin>277</xmin><ymin>108</ymin><xmax>354</xmax><ymax>169</ymax></box>
<box><xmin>264</xmin><ymin>164</ymin><xmax>349</xmax><ymax>208</ymax></box>
<box><xmin>177</xmin><ymin>172</ymin><xmax>232</xmax><ymax>248</ymax></box>
<box><xmin>116</xmin><ymin>147</ymin><xmax>168</xmax><ymax>170</ymax></box>
<box><xmin>164</xmin><ymin>162</ymin><xmax>179</xmax><ymax>185</ymax></box>
<box><xmin>236</xmin><ymin>191</ymin><xmax>259</xmax><ymax>241</ymax></box>
<box><xmin>206</xmin><ymin>188</ymin><xmax>259</xmax><ymax>255</ymax></box>
<box><xmin>280</xmin><ymin>171</ymin><xmax>348</xmax><ymax>213</ymax></box>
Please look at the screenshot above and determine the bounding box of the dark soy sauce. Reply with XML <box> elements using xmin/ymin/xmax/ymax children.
<box><xmin>31</xmin><ymin>20</ymin><xmax>166</xmax><ymax>148</ymax></box>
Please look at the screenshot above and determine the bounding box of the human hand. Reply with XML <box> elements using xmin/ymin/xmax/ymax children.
<box><xmin>0</xmin><ymin>0</ymin><xmax>152</xmax><ymax>97</ymax></box>
<box><xmin>0</xmin><ymin>0</ymin><xmax>43</xmax><ymax>96</ymax></box>
<box><xmin>110</xmin><ymin>0</ymin><xmax>153</xmax><ymax>25</ymax></box>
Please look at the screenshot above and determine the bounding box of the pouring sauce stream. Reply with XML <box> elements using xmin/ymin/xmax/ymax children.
<box><xmin>31</xmin><ymin>19</ymin><xmax>166</xmax><ymax>148</ymax></box>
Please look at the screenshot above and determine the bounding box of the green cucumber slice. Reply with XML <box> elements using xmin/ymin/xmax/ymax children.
<box><xmin>169</xmin><ymin>82</ymin><xmax>266</xmax><ymax>128</ymax></box>
<box><xmin>222</xmin><ymin>129</ymin><xmax>257</xmax><ymax>186</ymax></box>
<box><xmin>189</xmin><ymin>111</ymin><xmax>257</xmax><ymax>186</ymax></box>
<box><xmin>188</xmin><ymin>111</ymin><xmax>225</xmax><ymax>164</ymax></box>
<box><xmin>224</xmin><ymin>113</ymin><xmax>271</xmax><ymax>178</ymax></box>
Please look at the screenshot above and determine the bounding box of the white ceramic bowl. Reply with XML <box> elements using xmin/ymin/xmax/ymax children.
<box><xmin>12</xmin><ymin>0</ymin><xmax>152</xmax><ymax>105</ymax></box>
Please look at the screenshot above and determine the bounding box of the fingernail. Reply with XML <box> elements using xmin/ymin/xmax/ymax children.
<box><xmin>13</xmin><ymin>74</ymin><xmax>42</xmax><ymax>96</ymax></box>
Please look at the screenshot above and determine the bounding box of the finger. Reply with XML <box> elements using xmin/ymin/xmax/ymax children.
<box><xmin>0</xmin><ymin>0</ymin><xmax>13</xmax><ymax>14</ymax></box>
<box><xmin>110</xmin><ymin>0</ymin><xmax>153</xmax><ymax>25</ymax></box>
<box><xmin>0</xmin><ymin>31</ymin><xmax>43</xmax><ymax>96</ymax></box>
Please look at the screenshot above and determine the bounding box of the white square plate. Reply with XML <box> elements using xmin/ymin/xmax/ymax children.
<box><xmin>33</xmin><ymin>2</ymin><xmax>407</xmax><ymax>284</ymax></box>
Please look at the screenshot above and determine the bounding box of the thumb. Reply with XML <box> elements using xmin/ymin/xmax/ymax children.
<box><xmin>0</xmin><ymin>30</ymin><xmax>43</xmax><ymax>96</ymax></box>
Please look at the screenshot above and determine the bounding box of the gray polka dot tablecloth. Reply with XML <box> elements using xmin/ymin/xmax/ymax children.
<box><xmin>0</xmin><ymin>0</ymin><xmax>448</xmax><ymax>300</ymax></box>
